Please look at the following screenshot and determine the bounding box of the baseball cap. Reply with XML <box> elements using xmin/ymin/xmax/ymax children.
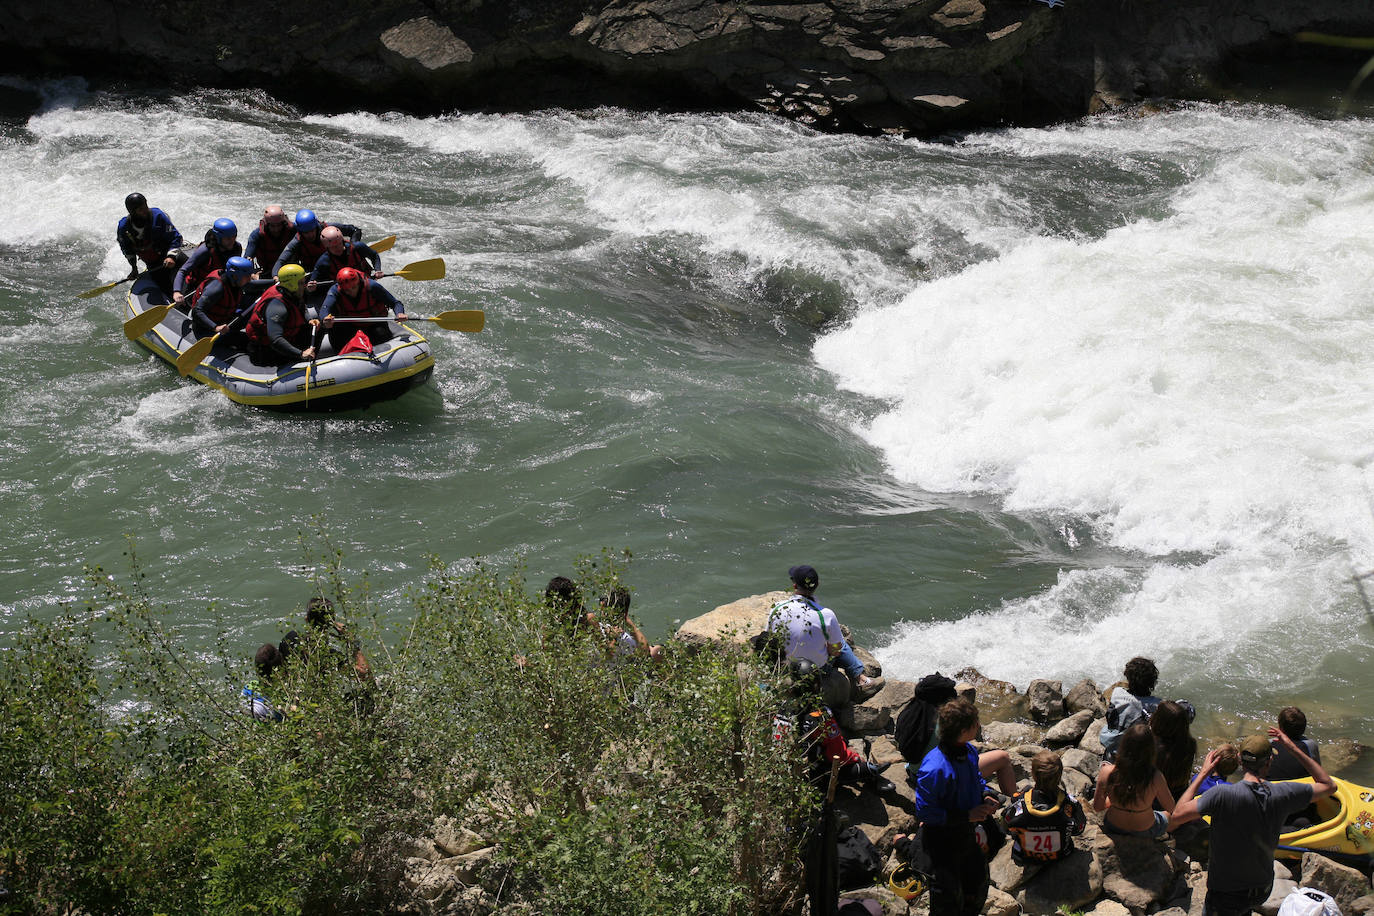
<box><xmin>1239</xmin><ymin>734</ymin><xmax>1273</xmax><ymax>764</ymax></box>
<box><xmin>788</xmin><ymin>565</ymin><xmax>819</xmax><ymax>591</ymax></box>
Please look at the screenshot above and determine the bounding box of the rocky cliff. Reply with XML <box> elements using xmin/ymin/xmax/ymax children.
<box><xmin>4</xmin><ymin>0</ymin><xmax>1371</xmax><ymax>132</ymax></box>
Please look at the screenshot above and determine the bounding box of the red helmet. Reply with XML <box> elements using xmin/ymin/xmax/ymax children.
<box><xmin>335</xmin><ymin>267</ymin><xmax>362</xmax><ymax>292</ymax></box>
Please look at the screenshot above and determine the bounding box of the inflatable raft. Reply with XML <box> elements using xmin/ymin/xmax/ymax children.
<box><xmin>122</xmin><ymin>273</ymin><xmax>434</xmax><ymax>412</ymax></box>
<box><xmin>1276</xmin><ymin>776</ymin><xmax>1374</xmax><ymax>871</ymax></box>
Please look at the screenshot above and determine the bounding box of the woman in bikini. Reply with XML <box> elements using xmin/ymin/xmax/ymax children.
<box><xmin>1093</xmin><ymin>722</ymin><xmax>1176</xmax><ymax>838</ymax></box>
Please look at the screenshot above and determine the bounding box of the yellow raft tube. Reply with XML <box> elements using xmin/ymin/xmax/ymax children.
<box><xmin>1274</xmin><ymin>777</ymin><xmax>1374</xmax><ymax>868</ymax></box>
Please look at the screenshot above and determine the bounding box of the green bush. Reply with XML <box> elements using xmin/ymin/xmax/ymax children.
<box><xmin>0</xmin><ymin>547</ymin><xmax>814</xmax><ymax>915</ymax></box>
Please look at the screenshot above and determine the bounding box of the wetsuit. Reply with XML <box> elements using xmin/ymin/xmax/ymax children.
<box><xmin>319</xmin><ymin>277</ymin><xmax>404</xmax><ymax>353</ymax></box>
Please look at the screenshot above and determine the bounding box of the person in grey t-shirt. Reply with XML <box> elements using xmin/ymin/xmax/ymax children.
<box><xmin>1169</xmin><ymin>727</ymin><xmax>1335</xmax><ymax>916</ymax></box>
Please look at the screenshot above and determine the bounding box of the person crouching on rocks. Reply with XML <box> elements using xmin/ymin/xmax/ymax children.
<box><xmin>243</xmin><ymin>264</ymin><xmax>318</xmax><ymax>366</ymax></box>
<box><xmin>913</xmin><ymin>698</ymin><xmax>999</xmax><ymax>916</ymax></box>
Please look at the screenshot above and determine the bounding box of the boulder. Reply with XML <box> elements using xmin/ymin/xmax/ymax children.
<box><xmin>981</xmin><ymin>720</ymin><xmax>1037</xmax><ymax>748</ymax></box>
<box><xmin>867</xmin><ymin>735</ymin><xmax>906</xmax><ymax>769</ymax></box>
<box><xmin>1086</xmin><ymin>898</ymin><xmax>1131</xmax><ymax>916</ymax></box>
<box><xmin>1080</xmin><ymin>718</ymin><xmax>1107</xmax><ymax>756</ymax></box>
<box><xmin>1044</xmin><ymin>710</ymin><xmax>1096</xmax><ymax>746</ymax></box>
<box><xmin>1351</xmin><ymin>894</ymin><xmax>1374</xmax><ymax>915</ymax></box>
<box><xmin>435</xmin><ymin>846</ymin><xmax>497</xmax><ymax>883</ymax></box>
<box><xmin>955</xmin><ymin>681</ymin><xmax>978</xmax><ymax>702</ymax></box>
<box><xmin>989</xmin><ymin>841</ymin><xmax>1040</xmax><ymax>893</ymax></box>
<box><xmin>1061</xmin><ymin>747</ymin><xmax>1102</xmax><ymax>780</ymax></box>
<box><xmin>1061</xmin><ymin>766</ymin><xmax>1094</xmax><ymax>800</ymax></box>
<box><xmin>1018</xmin><ymin>847</ymin><xmax>1104</xmax><ymax>914</ymax></box>
<box><xmin>1300</xmin><ymin>851</ymin><xmax>1372</xmax><ymax>914</ymax></box>
<box><xmin>1094</xmin><ymin>832</ymin><xmax>1179</xmax><ymax>910</ymax></box>
<box><xmin>843</xmin><ymin>701</ymin><xmax>894</xmax><ymax>736</ymax></box>
<box><xmin>674</xmin><ymin>591</ymin><xmax>787</xmax><ymax>648</ymax></box>
<box><xmin>430</xmin><ymin>816</ymin><xmax>488</xmax><ymax>857</ymax></box>
<box><xmin>985</xmin><ymin>886</ymin><xmax>1019</xmax><ymax>916</ymax></box>
<box><xmin>1065</xmin><ymin>679</ymin><xmax>1106</xmax><ymax>717</ymax></box>
<box><xmin>1259</xmin><ymin>873</ymin><xmax>1300</xmax><ymax>916</ymax></box>
<box><xmin>1026</xmin><ymin>679</ymin><xmax>1064</xmax><ymax>723</ymax></box>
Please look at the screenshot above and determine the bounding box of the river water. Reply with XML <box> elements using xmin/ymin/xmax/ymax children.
<box><xmin>2</xmin><ymin>76</ymin><xmax>1372</xmax><ymax>766</ymax></box>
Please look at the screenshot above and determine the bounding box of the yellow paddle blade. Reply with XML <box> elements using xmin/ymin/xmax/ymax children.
<box><xmin>78</xmin><ymin>278</ymin><xmax>125</xmax><ymax>300</ymax></box>
<box><xmin>176</xmin><ymin>334</ymin><xmax>218</xmax><ymax>376</ymax></box>
<box><xmin>423</xmin><ymin>309</ymin><xmax>485</xmax><ymax>333</ymax></box>
<box><xmin>124</xmin><ymin>303</ymin><xmax>175</xmax><ymax>340</ymax></box>
<box><xmin>366</xmin><ymin>235</ymin><xmax>397</xmax><ymax>253</ymax></box>
<box><xmin>392</xmin><ymin>258</ymin><xmax>445</xmax><ymax>282</ymax></box>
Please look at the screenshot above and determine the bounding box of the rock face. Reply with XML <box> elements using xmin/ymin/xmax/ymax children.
<box><xmin>2</xmin><ymin>0</ymin><xmax>1372</xmax><ymax>134</ymax></box>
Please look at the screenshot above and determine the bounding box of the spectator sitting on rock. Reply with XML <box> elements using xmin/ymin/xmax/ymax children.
<box><xmin>913</xmin><ymin>698</ymin><xmax>1000</xmax><ymax>916</ymax></box>
<box><xmin>767</xmin><ymin>564</ymin><xmax>881</xmax><ymax>709</ymax></box>
<box><xmin>1002</xmin><ymin>750</ymin><xmax>1086</xmax><ymax>864</ymax></box>
<box><xmin>1099</xmin><ymin>656</ymin><xmax>1165</xmax><ymax>759</ymax></box>
<box><xmin>1268</xmin><ymin>706</ymin><xmax>1321</xmax><ymax>781</ymax></box>
<box><xmin>1151</xmin><ymin>699</ymin><xmax>1198</xmax><ymax>802</ymax></box>
<box><xmin>1093</xmin><ymin>722</ymin><xmax>1175</xmax><ymax>838</ymax></box>
<box><xmin>1169</xmin><ymin>727</ymin><xmax>1335</xmax><ymax>916</ymax></box>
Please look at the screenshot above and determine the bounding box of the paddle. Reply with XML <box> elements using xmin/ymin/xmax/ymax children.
<box><xmin>124</xmin><ymin>303</ymin><xmax>176</xmax><ymax>340</ymax></box>
<box><xmin>329</xmin><ymin>309</ymin><xmax>484</xmax><ymax>333</ymax></box>
<box><xmin>175</xmin><ymin>308</ymin><xmax>253</xmax><ymax>376</ymax></box>
<box><xmin>389</xmin><ymin>258</ymin><xmax>445</xmax><ymax>282</ymax></box>
<box><xmin>366</xmin><ymin>235</ymin><xmax>396</xmax><ymax>254</ymax></box>
<box><xmin>78</xmin><ymin>276</ymin><xmax>135</xmax><ymax>300</ymax></box>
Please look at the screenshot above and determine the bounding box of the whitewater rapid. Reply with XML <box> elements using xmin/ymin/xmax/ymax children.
<box><xmin>815</xmin><ymin>107</ymin><xmax>1374</xmax><ymax>696</ymax></box>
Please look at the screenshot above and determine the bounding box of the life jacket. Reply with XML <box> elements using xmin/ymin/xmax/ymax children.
<box><xmin>317</xmin><ymin>243</ymin><xmax>369</xmax><ymax>281</ymax></box>
<box><xmin>1002</xmin><ymin>788</ymin><xmax>1085</xmax><ymax>864</ymax></box>
<box><xmin>244</xmin><ymin>284</ymin><xmax>309</xmax><ymax>348</ymax></box>
<box><xmin>290</xmin><ymin>226</ymin><xmax>331</xmax><ymax>269</ymax></box>
<box><xmin>190</xmin><ymin>270</ymin><xmax>245</xmax><ymax>324</ymax></box>
<box><xmin>120</xmin><ymin>217</ymin><xmax>163</xmax><ymax>263</ymax></box>
<box><xmin>184</xmin><ymin>236</ymin><xmax>243</xmax><ymax>294</ymax></box>
<box><xmin>331</xmin><ymin>279</ymin><xmax>386</xmax><ymax>319</ymax></box>
<box><xmin>252</xmin><ymin>219</ymin><xmax>294</xmax><ymax>274</ymax></box>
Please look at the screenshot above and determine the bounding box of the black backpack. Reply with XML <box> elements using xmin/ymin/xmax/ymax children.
<box><xmin>894</xmin><ymin>673</ymin><xmax>958</xmax><ymax>765</ymax></box>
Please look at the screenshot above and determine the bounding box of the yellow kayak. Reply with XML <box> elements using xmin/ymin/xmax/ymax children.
<box><xmin>1274</xmin><ymin>776</ymin><xmax>1374</xmax><ymax>867</ymax></box>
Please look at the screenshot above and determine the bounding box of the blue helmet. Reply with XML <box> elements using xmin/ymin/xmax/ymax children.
<box><xmin>223</xmin><ymin>256</ymin><xmax>253</xmax><ymax>284</ymax></box>
<box><xmin>211</xmin><ymin>217</ymin><xmax>237</xmax><ymax>241</ymax></box>
<box><xmin>294</xmin><ymin>209</ymin><xmax>318</xmax><ymax>235</ymax></box>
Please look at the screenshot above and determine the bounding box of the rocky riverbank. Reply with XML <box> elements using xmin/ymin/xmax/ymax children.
<box><xmin>3</xmin><ymin>0</ymin><xmax>1372</xmax><ymax>134</ymax></box>
<box><xmin>679</xmin><ymin>591</ymin><xmax>1374</xmax><ymax>916</ymax></box>
<box><xmin>387</xmin><ymin>589</ymin><xmax>1372</xmax><ymax>913</ymax></box>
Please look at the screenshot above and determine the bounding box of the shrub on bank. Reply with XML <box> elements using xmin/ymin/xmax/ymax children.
<box><xmin>0</xmin><ymin>548</ymin><xmax>813</xmax><ymax>915</ymax></box>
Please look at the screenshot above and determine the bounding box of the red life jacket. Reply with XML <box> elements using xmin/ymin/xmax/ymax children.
<box><xmin>190</xmin><ymin>270</ymin><xmax>244</xmax><ymax>324</ymax></box>
<box><xmin>252</xmin><ymin>219</ymin><xmax>294</xmax><ymax>274</ymax></box>
<box><xmin>184</xmin><ymin>240</ymin><xmax>242</xmax><ymax>293</ymax></box>
<box><xmin>291</xmin><ymin>227</ymin><xmax>331</xmax><ymax>269</ymax></box>
<box><xmin>331</xmin><ymin>279</ymin><xmax>386</xmax><ymax>319</ymax></box>
<box><xmin>318</xmin><ymin>243</ymin><xmax>369</xmax><ymax>281</ymax></box>
<box><xmin>244</xmin><ymin>285</ymin><xmax>309</xmax><ymax>349</ymax></box>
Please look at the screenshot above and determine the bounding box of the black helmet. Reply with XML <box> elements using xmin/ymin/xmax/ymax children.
<box><xmin>125</xmin><ymin>192</ymin><xmax>148</xmax><ymax>213</ymax></box>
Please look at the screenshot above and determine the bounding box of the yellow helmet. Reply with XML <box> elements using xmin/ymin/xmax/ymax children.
<box><xmin>887</xmin><ymin>864</ymin><xmax>927</xmax><ymax>902</ymax></box>
<box><xmin>276</xmin><ymin>264</ymin><xmax>306</xmax><ymax>293</ymax></box>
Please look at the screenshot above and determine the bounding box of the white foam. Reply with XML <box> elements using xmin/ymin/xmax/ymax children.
<box><xmin>818</xmin><ymin>106</ymin><xmax>1374</xmax><ymax>684</ymax></box>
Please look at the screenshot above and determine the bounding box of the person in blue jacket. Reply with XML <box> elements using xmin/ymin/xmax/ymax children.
<box><xmin>271</xmin><ymin>209</ymin><xmax>361</xmax><ymax>277</ymax></box>
<box><xmin>116</xmin><ymin>192</ymin><xmax>184</xmax><ymax>279</ymax></box>
<box><xmin>173</xmin><ymin>218</ymin><xmax>242</xmax><ymax>309</ymax></box>
<box><xmin>189</xmin><ymin>256</ymin><xmax>254</xmax><ymax>345</ymax></box>
<box><xmin>318</xmin><ymin>267</ymin><xmax>406</xmax><ymax>352</ymax></box>
<box><xmin>914</xmin><ymin>698</ymin><xmax>999</xmax><ymax>916</ymax></box>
